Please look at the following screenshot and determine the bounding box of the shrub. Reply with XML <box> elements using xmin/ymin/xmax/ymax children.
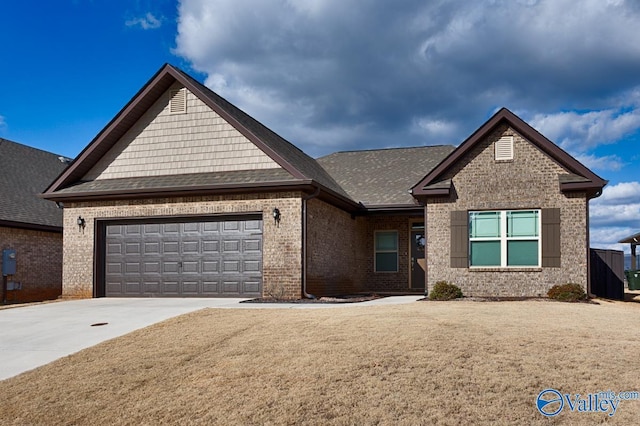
<box><xmin>429</xmin><ymin>281</ymin><xmax>463</xmax><ymax>301</ymax></box>
<box><xmin>547</xmin><ymin>283</ymin><xmax>587</xmax><ymax>302</ymax></box>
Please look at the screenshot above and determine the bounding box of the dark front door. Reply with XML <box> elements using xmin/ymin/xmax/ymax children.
<box><xmin>411</xmin><ymin>222</ymin><xmax>426</xmax><ymax>291</ymax></box>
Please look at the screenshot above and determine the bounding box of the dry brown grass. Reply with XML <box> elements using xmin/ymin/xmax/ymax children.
<box><xmin>1</xmin><ymin>299</ymin><xmax>640</xmax><ymax>425</ymax></box>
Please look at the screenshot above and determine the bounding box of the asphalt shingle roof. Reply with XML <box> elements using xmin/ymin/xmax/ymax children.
<box><xmin>317</xmin><ymin>145</ymin><xmax>456</xmax><ymax>206</ymax></box>
<box><xmin>0</xmin><ymin>138</ymin><xmax>68</xmax><ymax>228</ymax></box>
<box><xmin>55</xmin><ymin>169</ymin><xmax>297</xmax><ymax>195</ymax></box>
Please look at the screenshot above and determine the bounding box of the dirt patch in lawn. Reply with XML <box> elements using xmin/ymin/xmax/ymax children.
<box><xmin>1</xmin><ymin>301</ymin><xmax>640</xmax><ymax>425</ymax></box>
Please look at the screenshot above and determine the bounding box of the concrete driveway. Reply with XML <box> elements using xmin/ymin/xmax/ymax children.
<box><xmin>0</xmin><ymin>296</ymin><xmax>422</xmax><ymax>381</ymax></box>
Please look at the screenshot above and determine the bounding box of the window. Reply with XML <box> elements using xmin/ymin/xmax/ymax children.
<box><xmin>469</xmin><ymin>210</ymin><xmax>540</xmax><ymax>267</ymax></box>
<box><xmin>375</xmin><ymin>231</ymin><xmax>398</xmax><ymax>272</ymax></box>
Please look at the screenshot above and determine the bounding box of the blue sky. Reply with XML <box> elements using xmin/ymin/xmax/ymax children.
<box><xmin>1</xmin><ymin>0</ymin><xmax>640</xmax><ymax>252</ymax></box>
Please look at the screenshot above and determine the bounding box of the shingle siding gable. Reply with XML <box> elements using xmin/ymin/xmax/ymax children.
<box><xmin>83</xmin><ymin>83</ymin><xmax>281</xmax><ymax>181</ymax></box>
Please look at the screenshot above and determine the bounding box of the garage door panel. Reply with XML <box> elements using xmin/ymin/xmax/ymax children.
<box><xmin>125</xmin><ymin>263</ymin><xmax>140</xmax><ymax>274</ymax></box>
<box><xmin>203</xmin><ymin>222</ymin><xmax>219</xmax><ymax>232</ymax></box>
<box><xmin>125</xmin><ymin>225</ymin><xmax>142</xmax><ymax>236</ymax></box>
<box><xmin>104</xmin><ymin>216</ymin><xmax>262</xmax><ymax>297</ymax></box>
<box><xmin>244</xmin><ymin>239</ymin><xmax>261</xmax><ymax>253</ymax></box>
<box><xmin>182</xmin><ymin>240</ymin><xmax>199</xmax><ymax>254</ymax></box>
<box><xmin>144</xmin><ymin>224</ymin><xmax>161</xmax><ymax>235</ymax></box>
<box><xmin>182</xmin><ymin>281</ymin><xmax>200</xmax><ymax>294</ymax></box>
<box><xmin>143</xmin><ymin>281</ymin><xmax>160</xmax><ymax>293</ymax></box>
<box><xmin>223</xmin><ymin>281</ymin><xmax>240</xmax><ymax>293</ymax></box>
<box><xmin>106</xmin><ymin>243</ymin><xmax>122</xmax><ymax>255</ymax></box>
<box><xmin>202</xmin><ymin>260</ymin><xmax>219</xmax><ymax>273</ymax></box>
<box><xmin>163</xmin><ymin>241</ymin><xmax>179</xmax><ymax>255</ymax></box>
<box><xmin>182</xmin><ymin>260</ymin><xmax>199</xmax><ymax>273</ymax></box>
<box><xmin>244</xmin><ymin>260</ymin><xmax>261</xmax><ymax>273</ymax></box>
<box><xmin>223</xmin><ymin>240</ymin><xmax>240</xmax><ymax>253</ymax></box>
<box><xmin>223</xmin><ymin>260</ymin><xmax>240</xmax><ymax>273</ymax></box>
<box><xmin>163</xmin><ymin>261</ymin><xmax>180</xmax><ymax>274</ymax></box>
<box><xmin>144</xmin><ymin>242</ymin><xmax>160</xmax><ymax>255</ymax></box>
<box><xmin>144</xmin><ymin>261</ymin><xmax>160</xmax><ymax>273</ymax></box>
<box><xmin>244</xmin><ymin>280</ymin><xmax>261</xmax><ymax>293</ymax></box>
<box><xmin>244</xmin><ymin>220</ymin><xmax>261</xmax><ymax>231</ymax></box>
<box><xmin>125</xmin><ymin>242</ymin><xmax>141</xmax><ymax>255</ymax></box>
<box><xmin>183</xmin><ymin>222</ymin><xmax>199</xmax><ymax>233</ymax></box>
<box><xmin>126</xmin><ymin>281</ymin><xmax>141</xmax><ymax>293</ymax></box>
<box><xmin>162</xmin><ymin>280</ymin><xmax>179</xmax><ymax>292</ymax></box>
<box><xmin>163</xmin><ymin>223</ymin><xmax>180</xmax><ymax>234</ymax></box>
<box><xmin>203</xmin><ymin>281</ymin><xmax>220</xmax><ymax>294</ymax></box>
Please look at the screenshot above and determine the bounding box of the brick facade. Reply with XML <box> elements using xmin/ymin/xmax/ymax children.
<box><xmin>0</xmin><ymin>226</ymin><xmax>62</xmax><ymax>303</ymax></box>
<box><xmin>425</xmin><ymin>124</ymin><xmax>589</xmax><ymax>297</ymax></box>
<box><xmin>306</xmin><ymin>198</ymin><xmax>365</xmax><ymax>296</ymax></box>
<box><xmin>306</xmin><ymin>201</ymin><xmax>423</xmax><ymax>295</ymax></box>
<box><xmin>62</xmin><ymin>192</ymin><xmax>303</xmax><ymax>300</ymax></box>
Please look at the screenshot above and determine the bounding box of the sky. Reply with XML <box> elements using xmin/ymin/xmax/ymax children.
<box><xmin>1</xmin><ymin>0</ymin><xmax>639</xmax><ymax>253</ymax></box>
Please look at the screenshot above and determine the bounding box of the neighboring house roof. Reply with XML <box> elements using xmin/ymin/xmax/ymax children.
<box><xmin>411</xmin><ymin>108</ymin><xmax>608</xmax><ymax>199</ymax></box>
<box><xmin>42</xmin><ymin>64</ymin><xmax>353</xmax><ymax>207</ymax></box>
<box><xmin>0</xmin><ymin>138</ymin><xmax>69</xmax><ymax>231</ymax></box>
<box><xmin>318</xmin><ymin>145</ymin><xmax>455</xmax><ymax>208</ymax></box>
<box><xmin>619</xmin><ymin>232</ymin><xmax>640</xmax><ymax>244</ymax></box>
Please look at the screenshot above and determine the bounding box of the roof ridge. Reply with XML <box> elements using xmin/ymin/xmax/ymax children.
<box><xmin>0</xmin><ymin>137</ymin><xmax>67</xmax><ymax>159</ymax></box>
<box><xmin>321</xmin><ymin>144</ymin><xmax>454</xmax><ymax>156</ymax></box>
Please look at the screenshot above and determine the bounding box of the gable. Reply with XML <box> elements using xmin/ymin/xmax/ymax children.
<box><xmin>411</xmin><ymin>108</ymin><xmax>607</xmax><ymax>199</ymax></box>
<box><xmin>439</xmin><ymin>124</ymin><xmax>568</xmax><ymax>201</ymax></box>
<box><xmin>83</xmin><ymin>83</ymin><xmax>281</xmax><ymax>181</ymax></box>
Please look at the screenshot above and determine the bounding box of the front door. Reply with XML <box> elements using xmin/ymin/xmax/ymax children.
<box><xmin>410</xmin><ymin>222</ymin><xmax>426</xmax><ymax>291</ymax></box>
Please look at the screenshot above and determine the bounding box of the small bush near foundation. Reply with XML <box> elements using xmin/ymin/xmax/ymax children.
<box><xmin>429</xmin><ymin>281</ymin><xmax>463</xmax><ymax>301</ymax></box>
<box><xmin>547</xmin><ymin>283</ymin><xmax>587</xmax><ymax>302</ymax></box>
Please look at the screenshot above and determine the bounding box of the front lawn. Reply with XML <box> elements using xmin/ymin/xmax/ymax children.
<box><xmin>1</xmin><ymin>300</ymin><xmax>639</xmax><ymax>425</ymax></box>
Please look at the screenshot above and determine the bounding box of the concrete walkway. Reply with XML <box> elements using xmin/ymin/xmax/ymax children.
<box><xmin>0</xmin><ymin>296</ymin><xmax>421</xmax><ymax>380</ymax></box>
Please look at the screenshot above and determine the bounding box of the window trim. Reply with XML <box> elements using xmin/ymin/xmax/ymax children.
<box><xmin>469</xmin><ymin>209</ymin><xmax>541</xmax><ymax>268</ymax></box>
<box><xmin>374</xmin><ymin>230</ymin><xmax>399</xmax><ymax>273</ymax></box>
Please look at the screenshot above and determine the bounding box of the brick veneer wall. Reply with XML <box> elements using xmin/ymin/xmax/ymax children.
<box><xmin>425</xmin><ymin>124</ymin><xmax>588</xmax><ymax>297</ymax></box>
<box><xmin>62</xmin><ymin>192</ymin><xmax>303</xmax><ymax>300</ymax></box>
<box><xmin>305</xmin><ymin>198</ymin><xmax>365</xmax><ymax>296</ymax></box>
<box><xmin>0</xmin><ymin>226</ymin><xmax>62</xmax><ymax>303</ymax></box>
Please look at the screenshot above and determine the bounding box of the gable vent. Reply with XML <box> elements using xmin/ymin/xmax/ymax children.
<box><xmin>169</xmin><ymin>88</ymin><xmax>187</xmax><ymax>114</ymax></box>
<box><xmin>495</xmin><ymin>136</ymin><xmax>514</xmax><ymax>161</ymax></box>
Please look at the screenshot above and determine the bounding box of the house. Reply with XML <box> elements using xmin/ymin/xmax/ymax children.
<box><xmin>0</xmin><ymin>138</ymin><xmax>69</xmax><ymax>303</ymax></box>
<box><xmin>42</xmin><ymin>64</ymin><xmax>606</xmax><ymax>299</ymax></box>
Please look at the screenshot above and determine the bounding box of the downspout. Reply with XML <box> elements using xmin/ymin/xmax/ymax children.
<box><xmin>423</xmin><ymin>202</ymin><xmax>429</xmax><ymax>297</ymax></box>
<box><xmin>302</xmin><ymin>186</ymin><xmax>321</xmax><ymax>299</ymax></box>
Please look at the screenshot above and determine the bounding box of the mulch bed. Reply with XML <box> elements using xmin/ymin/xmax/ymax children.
<box><xmin>242</xmin><ymin>294</ymin><xmax>384</xmax><ymax>304</ymax></box>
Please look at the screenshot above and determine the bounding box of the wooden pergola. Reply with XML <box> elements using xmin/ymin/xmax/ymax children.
<box><xmin>619</xmin><ymin>231</ymin><xmax>640</xmax><ymax>270</ymax></box>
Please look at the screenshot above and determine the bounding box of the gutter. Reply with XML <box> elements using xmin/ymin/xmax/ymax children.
<box><xmin>302</xmin><ymin>186</ymin><xmax>321</xmax><ymax>299</ymax></box>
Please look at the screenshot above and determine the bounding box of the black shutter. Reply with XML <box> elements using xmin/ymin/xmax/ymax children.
<box><xmin>542</xmin><ymin>208</ymin><xmax>561</xmax><ymax>267</ymax></box>
<box><xmin>451</xmin><ymin>211</ymin><xmax>468</xmax><ymax>268</ymax></box>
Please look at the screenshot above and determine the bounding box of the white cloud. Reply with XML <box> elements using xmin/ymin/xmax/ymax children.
<box><xmin>412</xmin><ymin>117</ymin><xmax>457</xmax><ymax>140</ymax></box>
<box><xmin>0</xmin><ymin>114</ymin><xmax>6</xmax><ymax>129</ymax></box>
<box><xmin>125</xmin><ymin>12</ymin><xmax>162</xmax><ymax>30</ymax></box>
<box><xmin>174</xmin><ymin>0</ymin><xmax>640</xmax><ymax>155</ymax></box>
<box><xmin>529</xmin><ymin>106</ymin><xmax>640</xmax><ymax>152</ymax></box>
<box><xmin>590</xmin><ymin>226</ymin><xmax>639</xmax><ymax>253</ymax></box>
<box><xmin>593</xmin><ymin>181</ymin><xmax>640</xmax><ymax>205</ymax></box>
<box><xmin>590</xmin><ymin>182</ymin><xmax>640</xmax><ymax>250</ymax></box>
<box><xmin>575</xmin><ymin>153</ymin><xmax>626</xmax><ymax>172</ymax></box>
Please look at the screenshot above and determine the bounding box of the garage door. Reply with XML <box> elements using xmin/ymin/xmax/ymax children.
<box><xmin>103</xmin><ymin>216</ymin><xmax>262</xmax><ymax>297</ymax></box>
